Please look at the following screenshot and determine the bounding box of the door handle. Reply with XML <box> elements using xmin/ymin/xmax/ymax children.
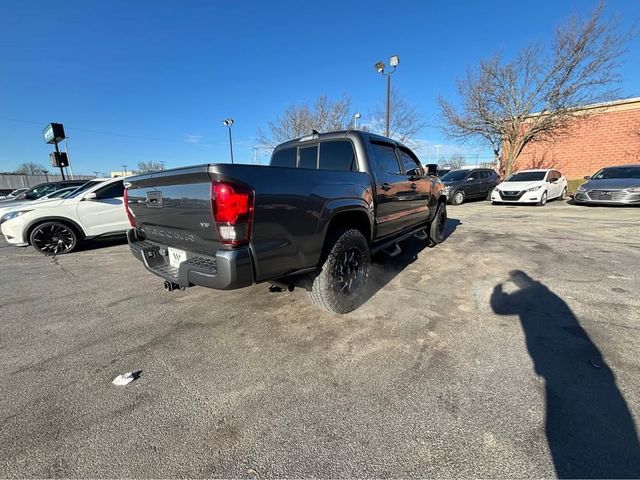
<box><xmin>410</xmin><ymin>183</ymin><xmax>417</xmax><ymax>190</ymax></box>
<box><xmin>380</xmin><ymin>183</ymin><xmax>391</xmax><ymax>191</ymax></box>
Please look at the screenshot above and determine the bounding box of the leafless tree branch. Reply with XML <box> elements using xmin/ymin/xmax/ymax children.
<box><xmin>438</xmin><ymin>2</ymin><xmax>631</xmax><ymax>175</ymax></box>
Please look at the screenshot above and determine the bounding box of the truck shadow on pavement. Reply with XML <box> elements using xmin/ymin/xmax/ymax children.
<box><xmin>363</xmin><ymin>218</ymin><xmax>462</xmax><ymax>303</ymax></box>
<box><xmin>490</xmin><ymin>270</ymin><xmax>640</xmax><ymax>479</ymax></box>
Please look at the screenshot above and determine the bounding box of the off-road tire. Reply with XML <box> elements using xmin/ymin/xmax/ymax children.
<box><xmin>29</xmin><ymin>221</ymin><xmax>79</xmax><ymax>255</ymax></box>
<box><xmin>308</xmin><ymin>228</ymin><xmax>370</xmax><ymax>314</ymax></box>
<box><xmin>451</xmin><ymin>190</ymin><xmax>465</xmax><ymax>205</ymax></box>
<box><xmin>428</xmin><ymin>202</ymin><xmax>447</xmax><ymax>247</ymax></box>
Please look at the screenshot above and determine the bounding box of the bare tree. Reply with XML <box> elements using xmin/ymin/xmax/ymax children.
<box><xmin>137</xmin><ymin>161</ymin><xmax>165</xmax><ymax>173</ymax></box>
<box><xmin>258</xmin><ymin>95</ymin><xmax>353</xmax><ymax>149</ymax></box>
<box><xmin>14</xmin><ymin>162</ymin><xmax>47</xmax><ymax>175</ymax></box>
<box><xmin>370</xmin><ymin>87</ymin><xmax>426</xmax><ymax>146</ymax></box>
<box><xmin>439</xmin><ymin>2</ymin><xmax>629</xmax><ymax>176</ymax></box>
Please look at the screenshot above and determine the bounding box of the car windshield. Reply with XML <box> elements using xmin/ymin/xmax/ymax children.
<box><xmin>65</xmin><ymin>180</ymin><xmax>105</xmax><ymax>199</ymax></box>
<box><xmin>23</xmin><ymin>184</ymin><xmax>59</xmax><ymax>200</ymax></box>
<box><xmin>591</xmin><ymin>166</ymin><xmax>640</xmax><ymax>180</ymax></box>
<box><xmin>506</xmin><ymin>171</ymin><xmax>546</xmax><ymax>182</ymax></box>
<box><xmin>43</xmin><ymin>188</ymin><xmax>75</xmax><ymax>199</ymax></box>
<box><xmin>440</xmin><ymin>170</ymin><xmax>468</xmax><ymax>182</ymax></box>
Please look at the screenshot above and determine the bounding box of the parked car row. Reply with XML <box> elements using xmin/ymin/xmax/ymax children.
<box><xmin>437</xmin><ymin>164</ymin><xmax>640</xmax><ymax>207</ymax></box>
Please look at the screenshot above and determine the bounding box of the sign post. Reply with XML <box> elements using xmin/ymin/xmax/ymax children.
<box><xmin>43</xmin><ymin>123</ymin><xmax>67</xmax><ymax>180</ymax></box>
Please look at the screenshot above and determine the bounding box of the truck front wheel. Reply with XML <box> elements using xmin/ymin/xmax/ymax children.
<box><xmin>428</xmin><ymin>202</ymin><xmax>447</xmax><ymax>247</ymax></box>
<box><xmin>309</xmin><ymin>228</ymin><xmax>370</xmax><ymax>314</ymax></box>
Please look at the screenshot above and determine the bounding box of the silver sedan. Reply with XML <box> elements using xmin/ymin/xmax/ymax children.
<box><xmin>574</xmin><ymin>165</ymin><xmax>640</xmax><ymax>205</ymax></box>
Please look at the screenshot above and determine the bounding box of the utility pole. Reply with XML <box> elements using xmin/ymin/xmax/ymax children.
<box><xmin>121</xmin><ymin>164</ymin><xmax>128</xmax><ymax>176</ymax></box>
<box><xmin>93</xmin><ymin>171</ymin><xmax>101</xmax><ymax>178</ymax></box>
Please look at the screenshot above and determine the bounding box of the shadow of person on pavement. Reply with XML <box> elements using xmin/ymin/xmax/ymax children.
<box><xmin>490</xmin><ymin>270</ymin><xmax>640</xmax><ymax>478</ymax></box>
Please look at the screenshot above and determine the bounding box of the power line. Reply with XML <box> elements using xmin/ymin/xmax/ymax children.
<box><xmin>0</xmin><ymin>115</ymin><xmax>231</xmax><ymax>146</ymax></box>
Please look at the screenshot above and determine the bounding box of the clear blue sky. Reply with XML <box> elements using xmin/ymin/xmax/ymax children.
<box><xmin>1</xmin><ymin>0</ymin><xmax>638</xmax><ymax>174</ymax></box>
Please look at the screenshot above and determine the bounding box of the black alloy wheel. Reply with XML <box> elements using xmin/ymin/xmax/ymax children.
<box><xmin>30</xmin><ymin>222</ymin><xmax>78</xmax><ymax>255</ymax></box>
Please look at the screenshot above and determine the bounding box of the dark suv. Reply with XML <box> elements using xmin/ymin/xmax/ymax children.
<box><xmin>441</xmin><ymin>168</ymin><xmax>500</xmax><ymax>205</ymax></box>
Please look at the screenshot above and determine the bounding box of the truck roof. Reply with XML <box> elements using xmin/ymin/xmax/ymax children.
<box><xmin>273</xmin><ymin>129</ymin><xmax>411</xmax><ymax>152</ymax></box>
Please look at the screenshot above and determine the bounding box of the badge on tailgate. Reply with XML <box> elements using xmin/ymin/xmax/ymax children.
<box><xmin>146</xmin><ymin>190</ymin><xmax>163</xmax><ymax>207</ymax></box>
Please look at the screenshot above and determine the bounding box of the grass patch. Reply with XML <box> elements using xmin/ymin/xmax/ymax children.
<box><xmin>567</xmin><ymin>178</ymin><xmax>586</xmax><ymax>195</ymax></box>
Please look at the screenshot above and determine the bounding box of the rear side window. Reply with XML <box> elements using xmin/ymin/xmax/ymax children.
<box><xmin>299</xmin><ymin>145</ymin><xmax>318</xmax><ymax>169</ymax></box>
<box><xmin>371</xmin><ymin>142</ymin><xmax>401</xmax><ymax>175</ymax></box>
<box><xmin>319</xmin><ymin>141</ymin><xmax>356</xmax><ymax>171</ymax></box>
<box><xmin>270</xmin><ymin>148</ymin><xmax>297</xmax><ymax>167</ymax></box>
<box><xmin>95</xmin><ymin>181</ymin><xmax>125</xmax><ymax>199</ymax></box>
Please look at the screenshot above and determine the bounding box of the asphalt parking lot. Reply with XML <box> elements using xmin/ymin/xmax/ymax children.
<box><xmin>1</xmin><ymin>200</ymin><xmax>639</xmax><ymax>478</ymax></box>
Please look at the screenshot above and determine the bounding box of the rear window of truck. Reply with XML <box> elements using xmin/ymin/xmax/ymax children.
<box><xmin>319</xmin><ymin>141</ymin><xmax>356</xmax><ymax>171</ymax></box>
<box><xmin>271</xmin><ymin>147</ymin><xmax>297</xmax><ymax>167</ymax></box>
<box><xmin>270</xmin><ymin>140</ymin><xmax>356</xmax><ymax>171</ymax></box>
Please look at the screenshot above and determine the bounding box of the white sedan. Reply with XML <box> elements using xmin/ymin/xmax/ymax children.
<box><xmin>0</xmin><ymin>177</ymin><xmax>130</xmax><ymax>254</ymax></box>
<box><xmin>491</xmin><ymin>169</ymin><xmax>568</xmax><ymax>206</ymax></box>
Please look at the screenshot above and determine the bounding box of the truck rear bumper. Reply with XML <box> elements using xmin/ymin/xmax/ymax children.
<box><xmin>127</xmin><ymin>229</ymin><xmax>254</xmax><ymax>290</ymax></box>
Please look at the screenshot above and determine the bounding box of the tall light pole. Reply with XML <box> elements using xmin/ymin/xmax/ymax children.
<box><xmin>223</xmin><ymin>118</ymin><xmax>234</xmax><ymax>164</ymax></box>
<box><xmin>374</xmin><ymin>55</ymin><xmax>399</xmax><ymax>137</ymax></box>
<box><xmin>353</xmin><ymin>112</ymin><xmax>361</xmax><ymax>129</ymax></box>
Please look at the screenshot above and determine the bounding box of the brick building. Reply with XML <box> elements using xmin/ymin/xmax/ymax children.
<box><xmin>512</xmin><ymin>97</ymin><xmax>640</xmax><ymax>179</ymax></box>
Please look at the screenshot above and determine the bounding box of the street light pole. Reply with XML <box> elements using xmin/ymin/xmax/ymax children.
<box><xmin>223</xmin><ymin>118</ymin><xmax>234</xmax><ymax>164</ymax></box>
<box><xmin>374</xmin><ymin>55</ymin><xmax>399</xmax><ymax>138</ymax></box>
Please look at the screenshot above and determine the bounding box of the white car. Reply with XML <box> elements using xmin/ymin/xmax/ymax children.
<box><xmin>0</xmin><ymin>177</ymin><xmax>130</xmax><ymax>254</ymax></box>
<box><xmin>491</xmin><ymin>169</ymin><xmax>568</xmax><ymax>206</ymax></box>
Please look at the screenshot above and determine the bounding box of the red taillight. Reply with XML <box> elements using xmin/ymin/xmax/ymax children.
<box><xmin>123</xmin><ymin>188</ymin><xmax>136</xmax><ymax>227</ymax></box>
<box><xmin>211</xmin><ymin>181</ymin><xmax>254</xmax><ymax>245</ymax></box>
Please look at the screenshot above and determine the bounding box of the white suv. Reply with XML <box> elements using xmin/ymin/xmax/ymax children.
<box><xmin>0</xmin><ymin>177</ymin><xmax>130</xmax><ymax>254</ymax></box>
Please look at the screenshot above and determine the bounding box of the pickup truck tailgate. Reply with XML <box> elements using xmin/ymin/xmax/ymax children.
<box><xmin>125</xmin><ymin>165</ymin><xmax>219</xmax><ymax>255</ymax></box>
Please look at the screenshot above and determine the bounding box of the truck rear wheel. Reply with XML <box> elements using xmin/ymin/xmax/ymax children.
<box><xmin>308</xmin><ymin>228</ymin><xmax>370</xmax><ymax>314</ymax></box>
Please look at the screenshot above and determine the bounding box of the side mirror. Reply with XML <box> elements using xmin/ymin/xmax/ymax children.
<box><xmin>83</xmin><ymin>192</ymin><xmax>98</xmax><ymax>201</ymax></box>
<box><xmin>425</xmin><ymin>163</ymin><xmax>438</xmax><ymax>176</ymax></box>
<box><xmin>583</xmin><ymin>175</ymin><xmax>591</xmax><ymax>180</ymax></box>
<box><xmin>466</xmin><ymin>177</ymin><xmax>475</xmax><ymax>181</ymax></box>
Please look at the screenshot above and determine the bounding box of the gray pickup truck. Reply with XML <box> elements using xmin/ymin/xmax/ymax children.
<box><xmin>125</xmin><ymin>130</ymin><xmax>447</xmax><ymax>313</ymax></box>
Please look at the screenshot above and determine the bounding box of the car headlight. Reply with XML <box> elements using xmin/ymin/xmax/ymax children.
<box><xmin>0</xmin><ymin>210</ymin><xmax>31</xmax><ymax>224</ymax></box>
<box><xmin>525</xmin><ymin>186</ymin><xmax>541</xmax><ymax>192</ymax></box>
<box><xmin>576</xmin><ymin>185</ymin><xmax>587</xmax><ymax>192</ymax></box>
<box><xmin>624</xmin><ymin>185</ymin><xmax>640</xmax><ymax>193</ymax></box>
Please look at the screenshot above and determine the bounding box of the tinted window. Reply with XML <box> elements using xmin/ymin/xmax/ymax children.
<box><xmin>24</xmin><ymin>184</ymin><xmax>58</xmax><ymax>200</ymax></box>
<box><xmin>441</xmin><ymin>170</ymin><xmax>469</xmax><ymax>182</ymax></box>
<box><xmin>95</xmin><ymin>181</ymin><xmax>124</xmax><ymax>199</ymax></box>
<box><xmin>67</xmin><ymin>180</ymin><xmax>105</xmax><ymax>198</ymax></box>
<box><xmin>299</xmin><ymin>145</ymin><xmax>318</xmax><ymax>169</ymax></box>
<box><xmin>319</xmin><ymin>141</ymin><xmax>356</xmax><ymax>171</ymax></box>
<box><xmin>270</xmin><ymin>148</ymin><xmax>297</xmax><ymax>167</ymax></box>
<box><xmin>506</xmin><ymin>171</ymin><xmax>546</xmax><ymax>182</ymax></box>
<box><xmin>398</xmin><ymin>149</ymin><xmax>422</xmax><ymax>176</ymax></box>
<box><xmin>371</xmin><ymin>143</ymin><xmax>400</xmax><ymax>175</ymax></box>
<box><xmin>476</xmin><ymin>171</ymin><xmax>487</xmax><ymax>179</ymax></box>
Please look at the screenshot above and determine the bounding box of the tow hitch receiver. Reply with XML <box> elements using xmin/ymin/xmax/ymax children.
<box><xmin>164</xmin><ymin>280</ymin><xmax>185</xmax><ymax>292</ymax></box>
